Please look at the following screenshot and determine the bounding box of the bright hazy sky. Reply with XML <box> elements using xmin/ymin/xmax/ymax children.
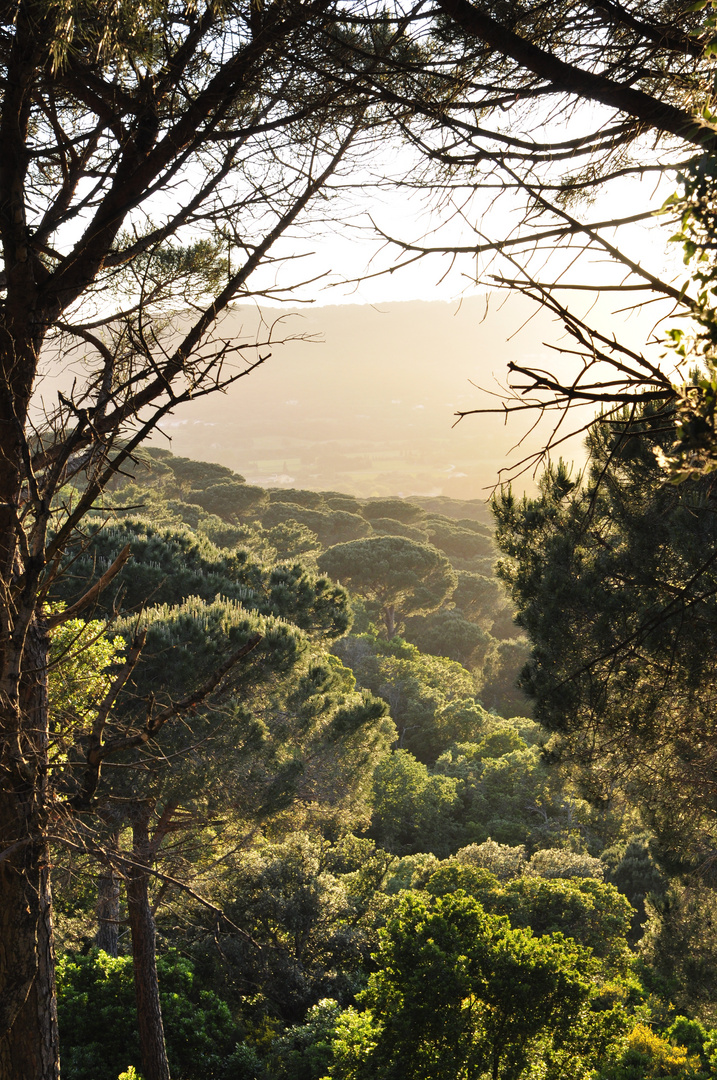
<box><xmin>254</xmin><ymin>117</ymin><xmax>685</xmax><ymax>310</ymax></box>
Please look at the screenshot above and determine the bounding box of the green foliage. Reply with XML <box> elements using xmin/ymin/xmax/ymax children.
<box><xmin>525</xmin><ymin>848</ymin><xmax>604</xmax><ymax>880</ymax></box>
<box><xmin>266</xmin><ymin>998</ymin><xmax>343</xmax><ymax>1079</ymax></box>
<box><xmin>269</xmin><ymin>490</ymin><xmax>328</xmax><ymax>510</ymax></box>
<box><xmin>161</xmin><ymin>456</ymin><xmax>240</xmax><ymax>489</ymax></box>
<box><xmin>452</xmin><ymin>571</ymin><xmax>504</xmax><ymax>624</ymax></box>
<box><xmin>325</xmin><ymin>1007</ymin><xmax>379</xmax><ymax>1080</ymax></box>
<box><xmin>57</xmin><ymin>950</ymin><xmax>243</xmax><ymax>1080</ymax></box>
<box><xmin>478</xmin><ymin>637</ymin><xmax>532</xmax><ymax>716</ymax></box>
<box><xmin>424</xmin><ymin>860</ymin><xmax>501</xmax><ymax>897</ymax></box>
<box><xmin>333</xmin><ymin>633</ymin><xmax>480</xmax><ymax>762</ymax></box>
<box><xmin>364</xmin><ymin>690</ymin><xmax>583</xmax><ymax>857</ymax></box>
<box><xmin>48</xmin><ymin>616</ymin><xmax>125</xmax><ymax>756</ymax></box>
<box><xmin>55</xmin><ymin>519</ymin><xmax>350</xmax><ymax>638</ymax></box>
<box><xmin>187</xmin><ymin>833</ymin><xmax>391</xmax><ymax>1024</ymax></box>
<box><xmin>108</xmin><ymin>601</ymin><xmax>392</xmax><ymax>828</ymax></box>
<box><xmin>493</xmin><ymin>419</ymin><xmax>717</xmax><ymax>858</ymax></box>
<box><xmin>430</xmin><ymin>699</ymin><xmax>498</xmax><ymax>753</ymax></box>
<box><xmin>426</xmin><ymin>867</ymin><xmax>633</xmax><ymax>975</ymax></box>
<box><xmin>657</xmin><ymin>155</ymin><xmax>717</xmax><ymax>481</ymax></box>
<box><xmin>50</xmin><ymin>457</ymin><xmax>678</xmax><ymax>1080</ymax></box>
<box><xmin>188</xmin><ymin>480</ymin><xmax>268</xmax><ymax>521</ymax></box>
<box><xmin>329</xmin><ymin>890</ymin><xmax>624</xmax><ymax>1080</ymax></box>
<box><xmin>599</xmin><ymin>1022</ymin><xmax>710</xmax><ymax>1080</ymax></box>
<box><xmin>456</xmin><ymin>838</ymin><xmax>527</xmax><ymax>879</ymax></box>
<box><xmin>366</xmin><ymin>517</ymin><xmax>428</xmax><ymax>542</ymax></box>
<box><xmin>369</xmin><ymin>750</ymin><xmax>462</xmax><ymax>857</ymax></box>
<box><xmin>435</xmin><ymin>741</ymin><xmax>546</xmax><ymax>847</ymax></box>
<box><xmin>325</xmin><ymin>495</ymin><xmax>363</xmax><ymax>515</ymax></box>
<box><xmin>263</xmin><ymin>504</ymin><xmax>372</xmax><ymax>546</ymax></box>
<box><xmin>56</xmin><ymin>518</ymin><xmax>264</xmax><ymax>612</ymax></box>
<box><xmin>602</xmin><ymin>835</ymin><xmax>669</xmax><ymax>940</ymax></box>
<box><xmin>666</xmin><ymin>1018</ymin><xmax>711</xmax><ymax>1063</ymax></box>
<box><xmin>423</xmin><ymin>516</ymin><xmax>493</xmax><ymax>564</ymax></box>
<box><xmin>361</xmin><ymin>499</ymin><xmax>425</xmax><ymax>524</ymax></box>
<box><xmin>382</xmin><ymin>852</ymin><xmax>442</xmax><ymax>894</ymax></box>
<box><xmin>95</xmin><ymin>454</ymin><xmax>524</xmax><ymax>741</ymax></box>
<box><xmin>639</xmin><ymin>883</ymin><xmax>717</xmax><ymax>1022</ymax></box>
<box><xmin>403</xmin><ymin>608</ymin><xmax>493</xmax><ymax>669</ymax></box>
<box><xmin>50</xmin><ymin>555</ymin><xmax>390</xmax><ymax>885</ymax></box>
<box><xmin>115</xmin><ymin>596</ymin><xmax>305</xmax><ymax>707</ymax></box>
<box><xmin>318</xmin><ymin>536</ymin><xmax>456</xmax><ymax>638</ymax></box>
<box><xmin>434</xmin><ymin>732</ymin><xmax>589</xmax><ymax>851</ymax></box>
<box><xmin>266</xmin><ymin>564</ymin><xmax>351</xmax><ymax>639</ymax></box>
<box><xmin>263</xmin><ymin>521</ymin><xmax>322</xmax><ymax>562</ymax></box>
<box><xmin>499</xmin><ymin>878</ymin><xmax>632</xmax><ymax>975</ymax></box>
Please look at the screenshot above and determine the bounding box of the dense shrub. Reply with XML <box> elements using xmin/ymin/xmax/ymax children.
<box><xmin>57</xmin><ymin>950</ymin><xmax>247</xmax><ymax>1080</ymax></box>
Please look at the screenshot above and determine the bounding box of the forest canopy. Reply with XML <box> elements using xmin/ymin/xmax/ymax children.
<box><xmin>3</xmin><ymin>0</ymin><xmax>717</xmax><ymax>1076</ymax></box>
<box><xmin>29</xmin><ymin>448</ymin><xmax>717</xmax><ymax>1080</ymax></box>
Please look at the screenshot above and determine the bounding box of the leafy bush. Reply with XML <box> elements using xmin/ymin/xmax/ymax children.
<box><xmin>266</xmin><ymin>999</ymin><xmax>343</xmax><ymax>1079</ymax></box>
<box><xmin>329</xmin><ymin>890</ymin><xmax>625</xmax><ymax>1080</ymax></box>
<box><xmin>525</xmin><ymin>848</ymin><xmax>604</xmax><ymax>880</ymax></box>
<box><xmin>599</xmin><ymin>1022</ymin><xmax>709</xmax><ymax>1080</ymax></box>
<box><xmin>57</xmin><ymin>949</ymin><xmax>245</xmax><ymax>1080</ymax></box>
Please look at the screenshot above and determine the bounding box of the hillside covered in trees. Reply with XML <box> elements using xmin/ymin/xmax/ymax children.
<box><xmin>7</xmin><ymin>0</ymin><xmax>717</xmax><ymax>1075</ymax></box>
<box><xmin>45</xmin><ymin>448</ymin><xmax>717</xmax><ymax>1080</ymax></box>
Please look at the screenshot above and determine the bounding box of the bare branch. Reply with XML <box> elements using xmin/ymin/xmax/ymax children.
<box><xmin>45</xmin><ymin>545</ymin><xmax>131</xmax><ymax>628</ymax></box>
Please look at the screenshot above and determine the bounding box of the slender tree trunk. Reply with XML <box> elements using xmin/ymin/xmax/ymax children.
<box><xmin>127</xmin><ymin>806</ymin><xmax>170</xmax><ymax>1080</ymax></box>
<box><xmin>96</xmin><ymin>830</ymin><xmax>121</xmax><ymax>957</ymax></box>
<box><xmin>0</xmin><ymin>618</ymin><xmax>60</xmax><ymax>1079</ymax></box>
<box><xmin>385</xmin><ymin>604</ymin><xmax>396</xmax><ymax>639</ymax></box>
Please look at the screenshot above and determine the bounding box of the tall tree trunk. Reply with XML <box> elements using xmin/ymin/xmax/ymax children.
<box><xmin>127</xmin><ymin>806</ymin><xmax>170</xmax><ymax>1080</ymax></box>
<box><xmin>0</xmin><ymin>833</ymin><xmax>60</xmax><ymax>1079</ymax></box>
<box><xmin>96</xmin><ymin>830</ymin><xmax>121</xmax><ymax>957</ymax></box>
<box><xmin>385</xmin><ymin>604</ymin><xmax>396</xmax><ymax>639</ymax></box>
<box><xmin>0</xmin><ymin>617</ymin><xmax>60</xmax><ymax>1079</ymax></box>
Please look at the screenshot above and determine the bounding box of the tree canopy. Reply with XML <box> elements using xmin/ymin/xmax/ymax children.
<box><xmin>330</xmin><ymin>889</ymin><xmax>620</xmax><ymax>1080</ymax></box>
<box><xmin>318</xmin><ymin>536</ymin><xmax>456</xmax><ymax>638</ymax></box>
<box><xmin>493</xmin><ymin>410</ymin><xmax>717</xmax><ymax>862</ymax></box>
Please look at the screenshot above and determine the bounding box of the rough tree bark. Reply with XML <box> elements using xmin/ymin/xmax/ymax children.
<box><xmin>127</xmin><ymin>804</ymin><xmax>170</xmax><ymax>1080</ymax></box>
<box><xmin>0</xmin><ymin>617</ymin><xmax>60</xmax><ymax>1079</ymax></box>
<box><xmin>96</xmin><ymin>830</ymin><xmax>122</xmax><ymax>958</ymax></box>
<box><xmin>0</xmin><ymin>8</ymin><xmax>61</xmax><ymax>1068</ymax></box>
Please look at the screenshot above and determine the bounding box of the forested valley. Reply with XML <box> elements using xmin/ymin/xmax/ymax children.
<box><xmin>6</xmin><ymin>0</ymin><xmax>717</xmax><ymax>1075</ymax></box>
<box><xmin>46</xmin><ymin>444</ymin><xmax>717</xmax><ymax>1080</ymax></box>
